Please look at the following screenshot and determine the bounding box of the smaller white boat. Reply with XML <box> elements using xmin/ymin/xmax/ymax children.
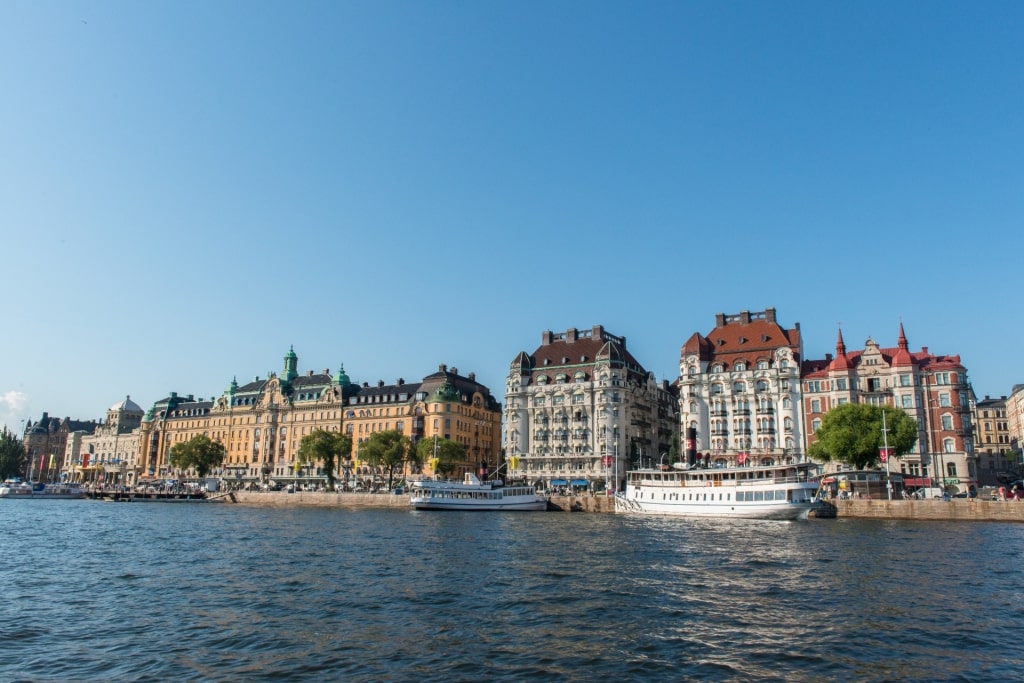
<box><xmin>409</xmin><ymin>473</ymin><xmax>548</xmax><ymax>511</ymax></box>
<box><xmin>0</xmin><ymin>480</ymin><xmax>86</xmax><ymax>500</ymax></box>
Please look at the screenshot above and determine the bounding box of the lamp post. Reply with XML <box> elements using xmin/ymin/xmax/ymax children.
<box><xmin>613</xmin><ymin>423</ymin><xmax>618</xmax><ymax>494</ymax></box>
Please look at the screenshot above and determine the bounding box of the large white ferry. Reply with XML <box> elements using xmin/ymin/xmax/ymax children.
<box><xmin>409</xmin><ymin>473</ymin><xmax>548</xmax><ymax>511</ymax></box>
<box><xmin>0</xmin><ymin>480</ymin><xmax>86</xmax><ymax>500</ymax></box>
<box><xmin>615</xmin><ymin>461</ymin><xmax>820</xmax><ymax>520</ymax></box>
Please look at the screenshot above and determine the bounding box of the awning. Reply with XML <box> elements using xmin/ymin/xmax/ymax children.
<box><xmin>550</xmin><ymin>479</ymin><xmax>568</xmax><ymax>486</ymax></box>
<box><xmin>570</xmin><ymin>479</ymin><xmax>588</xmax><ymax>486</ymax></box>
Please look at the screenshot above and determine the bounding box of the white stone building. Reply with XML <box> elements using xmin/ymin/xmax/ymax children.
<box><xmin>677</xmin><ymin>308</ymin><xmax>806</xmax><ymax>465</ymax></box>
<box><xmin>505</xmin><ymin>325</ymin><xmax>679</xmax><ymax>492</ymax></box>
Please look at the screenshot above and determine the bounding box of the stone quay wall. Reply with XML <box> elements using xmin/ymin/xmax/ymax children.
<box><xmin>231</xmin><ymin>491</ymin><xmax>615</xmax><ymax>511</ymax></box>
<box><xmin>229</xmin><ymin>491</ymin><xmax>1023</xmax><ymax>521</ymax></box>
<box><xmin>827</xmin><ymin>498</ymin><xmax>1024</xmax><ymax>523</ymax></box>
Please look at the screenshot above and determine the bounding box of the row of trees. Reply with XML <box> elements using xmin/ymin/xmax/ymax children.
<box><xmin>169</xmin><ymin>429</ymin><xmax>471</xmax><ymax>491</ymax></box>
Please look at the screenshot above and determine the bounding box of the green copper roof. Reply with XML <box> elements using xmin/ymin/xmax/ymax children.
<box><xmin>427</xmin><ymin>380</ymin><xmax>461</xmax><ymax>403</ymax></box>
<box><xmin>333</xmin><ymin>363</ymin><xmax>351</xmax><ymax>386</ymax></box>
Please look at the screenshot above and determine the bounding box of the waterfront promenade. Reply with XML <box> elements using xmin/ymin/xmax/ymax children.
<box><xmin>229</xmin><ymin>490</ymin><xmax>1024</xmax><ymax>521</ymax></box>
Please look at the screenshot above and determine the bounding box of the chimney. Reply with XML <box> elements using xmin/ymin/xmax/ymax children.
<box><xmin>451</xmin><ymin>368</ymin><xmax>458</xmax><ymax>376</ymax></box>
<box><xmin>542</xmin><ymin>331</ymin><xmax>553</xmax><ymax>345</ymax></box>
<box><xmin>377</xmin><ymin>380</ymin><xmax>384</xmax><ymax>388</ymax></box>
<box><xmin>715</xmin><ymin>313</ymin><xmax>726</xmax><ymax>328</ymax></box>
<box><xmin>398</xmin><ymin>378</ymin><xmax>405</xmax><ymax>385</ymax></box>
<box><xmin>740</xmin><ymin>310</ymin><xmax>751</xmax><ymax>324</ymax></box>
<box><xmin>566</xmin><ymin>328</ymin><xmax>578</xmax><ymax>342</ymax></box>
<box><xmin>468</xmin><ymin>372</ymin><xmax>475</xmax><ymax>381</ymax></box>
<box><xmin>825</xmin><ymin>353</ymin><xmax>833</xmax><ymax>362</ymax></box>
<box><xmin>765</xmin><ymin>307</ymin><xmax>777</xmax><ymax>323</ymax></box>
<box><xmin>439</xmin><ymin>363</ymin><xmax>447</xmax><ymax>373</ymax></box>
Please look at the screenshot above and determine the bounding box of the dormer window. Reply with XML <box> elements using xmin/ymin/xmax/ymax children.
<box><xmin>735</xmin><ymin>362</ymin><xmax>746</xmax><ymax>372</ymax></box>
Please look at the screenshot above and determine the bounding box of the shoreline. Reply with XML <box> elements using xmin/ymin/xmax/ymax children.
<box><xmin>224</xmin><ymin>491</ymin><xmax>1024</xmax><ymax>522</ymax></box>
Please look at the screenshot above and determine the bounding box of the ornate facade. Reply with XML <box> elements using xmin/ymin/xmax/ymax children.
<box><xmin>505</xmin><ymin>325</ymin><xmax>679</xmax><ymax>492</ymax></box>
<box><xmin>802</xmin><ymin>324</ymin><xmax>978</xmax><ymax>494</ymax></box>
<box><xmin>677</xmin><ymin>308</ymin><xmax>805</xmax><ymax>465</ymax></box>
<box><xmin>136</xmin><ymin>349</ymin><xmax>501</xmax><ymax>488</ymax></box>
<box><xmin>66</xmin><ymin>396</ymin><xmax>144</xmax><ymax>483</ymax></box>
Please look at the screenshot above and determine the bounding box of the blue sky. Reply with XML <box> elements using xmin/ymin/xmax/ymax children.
<box><xmin>2</xmin><ymin>1</ymin><xmax>1021</xmax><ymax>432</ymax></box>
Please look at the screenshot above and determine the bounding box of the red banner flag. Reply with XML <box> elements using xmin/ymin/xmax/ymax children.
<box><xmin>879</xmin><ymin>447</ymin><xmax>892</xmax><ymax>463</ymax></box>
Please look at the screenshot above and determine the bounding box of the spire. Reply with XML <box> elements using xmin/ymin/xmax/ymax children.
<box><xmin>893</xmin><ymin>321</ymin><xmax>914</xmax><ymax>367</ymax></box>
<box><xmin>332</xmin><ymin>363</ymin><xmax>351</xmax><ymax>387</ymax></box>
<box><xmin>829</xmin><ymin>325</ymin><xmax>853</xmax><ymax>372</ymax></box>
<box><xmin>283</xmin><ymin>346</ymin><xmax>298</xmax><ymax>382</ymax></box>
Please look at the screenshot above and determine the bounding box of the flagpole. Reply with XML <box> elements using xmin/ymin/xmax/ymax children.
<box><xmin>882</xmin><ymin>410</ymin><xmax>892</xmax><ymax>500</ymax></box>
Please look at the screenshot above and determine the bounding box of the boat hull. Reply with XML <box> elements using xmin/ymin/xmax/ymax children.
<box><xmin>411</xmin><ymin>498</ymin><xmax>548</xmax><ymax>511</ymax></box>
<box><xmin>615</xmin><ymin>496</ymin><xmax>815</xmax><ymax>520</ymax></box>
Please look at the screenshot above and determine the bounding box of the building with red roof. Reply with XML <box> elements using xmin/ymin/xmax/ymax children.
<box><xmin>801</xmin><ymin>323</ymin><xmax>977</xmax><ymax>495</ymax></box>
<box><xmin>677</xmin><ymin>308</ymin><xmax>805</xmax><ymax>465</ymax></box>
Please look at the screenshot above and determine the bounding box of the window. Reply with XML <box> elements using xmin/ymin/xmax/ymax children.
<box><xmin>811</xmin><ymin>419</ymin><xmax>821</xmax><ymax>433</ymax></box>
<box><xmin>943</xmin><ymin>439</ymin><xmax>955</xmax><ymax>453</ymax></box>
<box><xmin>807</xmin><ymin>381</ymin><xmax>821</xmax><ymax>393</ymax></box>
<box><xmin>811</xmin><ymin>399</ymin><xmax>821</xmax><ymax>413</ymax></box>
<box><xmin>571</xmin><ymin>394</ymin><xmax>584</xmax><ymax>404</ymax></box>
<box><xmin>782</xmin><ymin>397</ymin><xmax>791</xmax><ymax>409</ymax></box>
<box><xmin>900</xmin><ymin>374</ymin><xmax>912</xmax><ymax>387</ymax></box>
<box><xmin>941</xmin><ymin>414</ymin><xmax>953</xmax><ymax>430</ymax></box>
<box><xmin>757</xmin><ymin>360</ymin><xmax>768</xmax><ymax>370</ymax></box>
<box><xmin>901</xmin><ymin>395</ymin><xmax>913</xmax><ymax>409</ymax></box>
<box><xmin>836</xmin><ymin>378</ymin><xmax>847</xmax><ymax>390</ymax></box>
<box><xmin>939</xmin><ymin>393</ymin><xmax>951</xmax><ymax>407</ymax></box>
<box><xmin>734</xmin><ymin>362</ymin><xmax>746</xmax><ymax>372</ymax></box>
<box><xmin>712</xmin><ymin>364</ymin><xmax>723</xmax><ymax>373</ymax></box>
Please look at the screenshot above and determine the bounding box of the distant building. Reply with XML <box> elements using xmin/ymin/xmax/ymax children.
<box><xmin>504</xmin><ymin>325</ymin><xmax>679</xmax><ymax>492</ymax></box>
<box><xmin>802</xmin><ymin>323</ymin><xmax>977</xmax><ymax>495</ymax></box>
<box><xmin>677</xmin><ymin>308</ymin><xmax>805</xmax><ymax>465</ymax></box>
<box><xmin>67</xmin><ymin>397</ymin><xmax>144</xmax><ymax>484</ymax></box>
<box><xmin>1006</xmin><ymin>385</ymin><xmax>1024</xmax><ymax>478</ymax></box>
<box><xmin>973</xmin><ymin>395</ymin><xmax>1015</xmax><ymax>485</ymax></box>
<box><xmin>23</xmin><ymin>412</ymin><xmax>97</xmax><ymax>481</ymax></box>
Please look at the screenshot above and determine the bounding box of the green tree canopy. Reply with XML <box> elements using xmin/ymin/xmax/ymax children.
<box><xmin>359</xmin><ymin>429</ymin><xmax>413</xmax><ymax>491</ymax></box>
<box><xmin>297</xmin><ymin>429</ymin><xmax>352</xmax><ymax>491</ymax></box>
<box><xmin>168</xmin><ymin>434</ymin><xmax>226</xmax><ymax>480</ymax></box>
<box><xmin>807</xmin><ymin>403</ymin><xmax>918</xmax><ymax>470</ymax></box>
<box><xmin>415</xmin><ymin>436</ymin><xmax>466</xmax><ymax>478</ymax></box>
<box><xmin>0</xmin><ymin>427</ymin><xmax>26</xmax><ymax>481</ymax></box>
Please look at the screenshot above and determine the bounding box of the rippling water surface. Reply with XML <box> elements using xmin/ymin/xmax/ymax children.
<box><xmin>2</xmin><ymin>500</ymin><xmax>1022</xmax><ymax>682</ymax></box>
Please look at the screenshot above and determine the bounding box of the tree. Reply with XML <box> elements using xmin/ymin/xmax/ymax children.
<box><xmin>359</xmin><ymin>429</ymin><xmax>412</xmax><ymax>491</ymax></box>
<box><xmin>168</xmin><ymin>434</ymin><xmax>226</xmax><ymax>480</ymax></box>
<box><xmin>415</xmin><ymin>436</ymin><xmax>466</xmax><ymax>478</ymax></box>
<box><xmin>297</xmin><ymin>429</ymin><xmax>352</xmax><ymax>491</ymax></box>
<box><xmin>807</xmin><ymin>403</ymin><xmax>918</xmax><ymax>470</ymax></box>
<box><xmin>0</xmin><ymin>427</ymin><xmax>26</xmax><ymax>481</ymax></box>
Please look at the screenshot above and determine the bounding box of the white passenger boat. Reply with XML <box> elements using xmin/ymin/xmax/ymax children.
<box><xmin>409</xmin><ymin>473</ymin><xmax>548</xmax><ymax>511</ymax></box>
<box><xmin>0</xmin><ymin>480</ymin><xmax>86</xmax><ymax>500</ymax></box>
<box><xmin>615</xmin><ymin>462</ymin><xmax>820</xmax><ymax>520</ymax></box>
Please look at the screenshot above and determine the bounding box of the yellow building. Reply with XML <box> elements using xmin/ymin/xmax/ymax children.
<box><xmin>137</xmin><ymin>351</ymin><xmax>502</xmax><ymax>488</ymax></box>
<box><xmin>138</xmin><ymin>347</ymin><xmax>354</xmax><ymax>487</ymax></box>
<box><xmin>346</xmin><ymin>364</ymin><xmax>503</xmax><ymax>485</ymax></box>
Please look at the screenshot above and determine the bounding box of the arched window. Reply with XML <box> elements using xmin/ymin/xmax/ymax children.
<box><xmin>943</xmin><ymin>438</ymin><xmax>955</xmax><ymax>453</ymax></box>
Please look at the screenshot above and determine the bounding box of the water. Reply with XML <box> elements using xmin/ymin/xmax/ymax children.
<box><xmin>2</xmin><ymin>501</ymin><xmax>1022</xmax><ymax>682</ymax></box>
